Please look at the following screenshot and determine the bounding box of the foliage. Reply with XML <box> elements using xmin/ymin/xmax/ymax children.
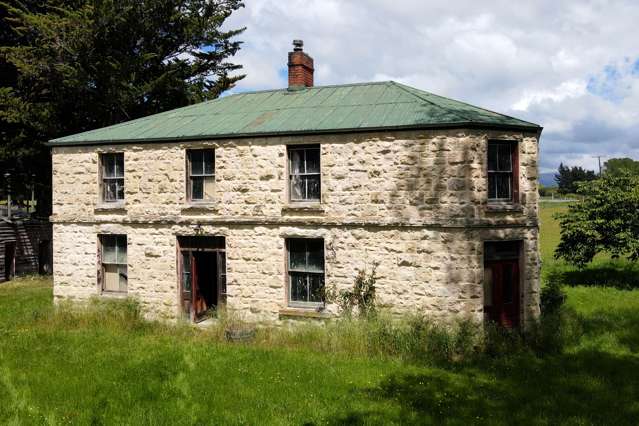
<box><xmin>554</xmin><ymin>162</ymin><xmax>597</xmax><ymax>194</ymax></box>
<box><xmin>325</xmin><ymin>263</ymin><xmax>378</xmax><ymax>318</ymax></box>
<box><xmin>540</xmin><ymin>281</ymin><xmax>566</xmax><ymax>315</ymax></box>
<box><xmin>0</xmin><ymin>0</ymin><xmax>245</xmax><ymax>213</ymax></box>
<box><xmin>554</xmin><ymin>172</ymin><xmax>639</xmax><ymax>266</ymax></box>
<box><xmin>604</xmin><ymin>157</ymin><xmax>639</xmax><ymax>176</ymax></box>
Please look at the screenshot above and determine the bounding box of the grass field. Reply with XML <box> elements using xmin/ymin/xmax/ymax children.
<box><xmin>1</xmin><ymin>204</ymin><xmax>638</xmax><ymax>424</ymax></box>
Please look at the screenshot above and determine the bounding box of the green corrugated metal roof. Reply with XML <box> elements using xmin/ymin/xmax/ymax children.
<box><xmin>48</xmin><ymin>81</ymin><xmax>540</xmax><ymax>146</ymax></box>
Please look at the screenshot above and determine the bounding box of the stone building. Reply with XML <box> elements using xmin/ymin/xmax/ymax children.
<box><xmin>49</xmin><ymin>41</ymin><xmax>542</xmax><ymax>327</ymax></box>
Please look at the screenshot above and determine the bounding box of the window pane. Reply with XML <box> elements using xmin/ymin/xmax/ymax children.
<box><xmin>308</xmin><ymin>274</ymin><xmax>325</xmax><ymax>302</ymax></box>
<box><xmin>116</xmin><ymin>179</ymin><xmax>124</xmax><ymax>201</ymax></box>
<box><xmin>119</xmin><ymin>265</ymin><xmax>128</xmax><ymax>292</ymax></box>
<box><xmin>182</xmin><ymin>253</ymin><xmax>192</xmax><ymax>292</ymax></box>
<box><xmin>290</xmin><ymin>272</ymin><xmax>306</xmax><ymax>302</ymax></box>
<box><xmin>306</xmin><ymin>239</ymin><xmax>324</xmax><ymax>272</ymax></box>
<box><xmin>103</xmin><ymin>155</ymin><xmax>114</xmax><ymax>178</ymax></box>
<box><xmin>290</xmin><ymin>175</ymin><xmax>304</xmax><ymax>200</ymax></box>
<box><xmin>204</xmin><ymin>176</ymin><xmax>215</xmax><ymax>200</ymax></box>
<box><xmin>485</xmin><ymin>241</ymin><xmax>520</xmax><ymax>261</ymax></box>
<box><xmin>498</xmin><ymin>144</ymin><xmax>512</xmax><ymax>171</ymax></box>
<box><xmin>289</xmin><ymin>149</ymin><xmax>304</xmax><ymax>174</ymax></box>
<box><xmin>115</xmin><ymin>154</ymin><xmax>124</xmax><ymax>177</ymax></box>
<box><xmin>306</xmin><ymin>148</ymin><xmax>320</xmax><ymax>173</ymax></box>
<box><xmin>289</xmin><ymin>240</ymin><xmax>307</xmax><ymax>270</ymax></box>
<box><xmin>306</xmin><ymin>176</ymin><xmax>320</xmax><ymax>201</ymax></box>
<box><xmin>496</xmin><ymin>174</ymin><xmax>511</xmax><ymax>199</ymax></box>
<box><xmin>116</xmin><ymin>236</ymin><xmax>127</xmax><ymax>264</ymax></box>
<box><xmin>104</xmin><ymin>181</ymin><xmax>117</xmax><ymax>201</ymax></box>
<box><xmin>103</xmin><ymin>264</ymin><xmax>119</xmax><ymax>291</ymax></box>
<box><xmin>191</xmin><ymin>177</ymin><xmax>204</xmax><ymax>200</ymax></box>
<box><xmin>487</xmin><ymin>143</ymin><xmax>498</xmax><ymax>171</ymax></box>
<box><xmin>191</xmin><ymin>151</ymin><xmax>203</xmax><ymax>175</ymax></box>
<box><xmin>103</xmin><ymin>237</ymin><xmax>117</xmax><ymax>263</ymax></box>
<box><xmin>488</xmin><ymin>174</ymin><xmax>497</xmax><ymax>199</ymax></box>
<box><xmin>203</xmin><ymin>150</ymin><xmax>214</xmax><ymax>175</ymax></box>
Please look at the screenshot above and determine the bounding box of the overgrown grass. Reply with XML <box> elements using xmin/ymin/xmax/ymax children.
<box><xmin>1</xmin><ymin>204</ymin><xmax>638</xmax><ymax>424</ymax></box>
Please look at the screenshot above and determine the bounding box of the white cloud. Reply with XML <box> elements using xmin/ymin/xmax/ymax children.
<box><xmin>513</xmin><ymin>80</ymin><xmax>587</xmax><ymax>112</ymax></box>
<box><xmin>223</xmin><ymin>0</ymin><xmax>639</xmax><ymax>173</ymax></box>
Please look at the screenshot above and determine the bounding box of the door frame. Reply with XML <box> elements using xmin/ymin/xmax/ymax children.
<box><xmin>483</xmin><ymin>240</ymin><xmax>523</xmax><ymax>328</ymax></box>
<box><xmin>176</xmin><ymin>236</ymin><xmax>226</xmax><ymax>322</ymax></box>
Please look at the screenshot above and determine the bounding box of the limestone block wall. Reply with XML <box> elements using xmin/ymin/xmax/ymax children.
<box><xmin>51</xmin><ymin>127</ymin><xmax>540</xmax><ymax>324</ymax></box>
<box><xmin>52</xmin><ymin>222</ymin><xmax>540</xmax><ymax>324</ymax></box>
<box><xmin>51</xmin><ymin>129</ymin><xmax>539</xmax><ymax>226</ymax></box>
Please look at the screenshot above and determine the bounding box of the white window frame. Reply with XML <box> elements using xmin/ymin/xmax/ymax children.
<box><xmin>100</xmin><ymin>153</ymin><xmax>125</xmax><ymax>203</ymax></box>
<box><xmin>287</xmin><ymin>145</ymin><xmax>321</xmax><ymax>203</ymax></box>
<box><xmin>100</xmin><ymin>234</ymin><xmax>128</xmax><ymax>294</ymax></box>
<box><xmin>286</xmin><ymin>238</ymin><xmax>325</xmax><ymax>308</ymax></box>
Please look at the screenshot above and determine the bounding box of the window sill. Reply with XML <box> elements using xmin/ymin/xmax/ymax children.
<box><xmin>279</xmin><ymin>307</ymin><xmax>333</xmax><ymax>320</ymax></box>
<box><xmin>181</xmin><ymin>202</ymin><xmax>218</xmax><ymax>212</ymax></box>
<box><xmin>95</xmin><ymin>203</ymin><xmax>126</xmax><ymax>212</ymax></box>
<box><xmin>282</xmin><ymin>203</ymin><xmax>325</xmax><ymax>214</ymax></box>
<box><xmin>99</xmin><ymin>291</ymin><xmax>128</xmax><ymax>299</ymax></box>
<box><xmin>486</xmin><ymin>202</ymin><xmax>523</xmax><ymax>213</ymax></box>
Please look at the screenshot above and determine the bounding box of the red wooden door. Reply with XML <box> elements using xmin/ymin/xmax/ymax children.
<box><xmin>484</xmin><ymin>259</ymin><xmax>520</xmax><ymax>327</ymax></box>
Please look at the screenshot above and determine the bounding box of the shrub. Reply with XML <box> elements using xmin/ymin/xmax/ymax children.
<box><xmin>325</xmin><ymin>264</ymin><xmax>378</xmax><ymax>318</ymax></box>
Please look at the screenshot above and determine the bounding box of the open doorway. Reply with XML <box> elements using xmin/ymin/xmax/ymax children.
<box><xmin>483</xmin><ymin>241</ymin><xmax>521</xmax><ymax>328</ymax></box>
<box><xmin>178</xmin><ymin>236</ymin><xmax>226</xmax><ymax>322</ymax></box>
<box><xmin>38</xmin><ymin>240</ymin><xmax>51</xmax><ymax>275</ymax></box>
<box><xmin>4</xmin><ymin>242</ymin><xmax>16</xmax><ymax>281</ymax></box>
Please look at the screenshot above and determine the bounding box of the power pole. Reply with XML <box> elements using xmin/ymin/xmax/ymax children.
<box><xmin>598</xmin><ymin>156</ymin><xmax>602</xmax><ymax>176</ymax></box>
<box><xmin>594</xmin><ymin>156</ymin><xmax>603</xmax><ymax>176</ymax></box>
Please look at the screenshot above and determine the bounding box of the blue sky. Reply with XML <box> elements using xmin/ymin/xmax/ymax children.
<box><xmin>223</xmin><ymin>0</ymin><xmax>639</xmax><ymax>172</ymax></box>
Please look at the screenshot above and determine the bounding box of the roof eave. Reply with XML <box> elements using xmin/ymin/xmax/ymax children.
<box><xmin>46</xmin><ymin>122</ymin><xmax>542</xmax><ymax>147</ymax></box>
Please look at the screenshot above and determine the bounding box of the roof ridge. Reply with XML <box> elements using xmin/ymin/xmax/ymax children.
<box><xmin>389</xmin><ymin>81</ymin><xmax>475</xmax><ymax>123</ymax></box>
<box><xmin>397</xmin><ymin>82</ymin><xmax>539</xmax><ymax>127</ymax></box>
<box><xmin>224</xmin><ymin>80</ymin><xmax>393</xmax><ymax>97</ymax></box>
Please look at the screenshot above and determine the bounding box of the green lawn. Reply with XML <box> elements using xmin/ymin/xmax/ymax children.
<box><xmin>1</xmin><ymin>205</ymin><xmax>639</xmax><ymax>424</ymax></box>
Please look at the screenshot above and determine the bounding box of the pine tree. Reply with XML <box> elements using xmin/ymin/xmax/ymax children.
<box><xmin>0</xmin><ymin>0</ymin><xmax>245</xmax><ymax>213</ymax></box>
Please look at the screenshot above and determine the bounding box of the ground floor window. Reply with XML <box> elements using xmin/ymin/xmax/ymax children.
<box><xmin>483</xmin><ymin>240</ymin><xmax>521</xmax><ymax>327</ymax></box>
<box><xmin>100</xmin><ymin>235</ymin><xmax>127</xmax><ymax>293</ymax></box>
<box><xmin>286</xmin><ymin>238</ymin><xmax>325</xmax><ymax>307</ymax></box>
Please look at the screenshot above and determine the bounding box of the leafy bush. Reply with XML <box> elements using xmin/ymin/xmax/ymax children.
<box><xmin>325</xmin><ymin>264</ymin><xmax>378</xmax><ymax>318</ymax></box>
<box><xmin>555</xmin><ymin>172</ymin><xmax>639</xmax><ymax>266</ymax></box>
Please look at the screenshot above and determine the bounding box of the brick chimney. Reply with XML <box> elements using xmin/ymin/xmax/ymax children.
<box><xmin>288</xmin><ymin>40</ymin><xmax>314</xmax><ymax>88</ymax></box>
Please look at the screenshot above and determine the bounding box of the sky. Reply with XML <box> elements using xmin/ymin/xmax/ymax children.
<box><xmin>223</xmin><ymin>0</ymin><xmax>639</xmax><ymax>173</ymax></box>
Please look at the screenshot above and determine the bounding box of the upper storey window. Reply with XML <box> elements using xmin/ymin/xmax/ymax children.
<box><xmin>487</xmin><ymin>141</ymin><xmax>519</xmax><ymax>202</ymax></box>
<box><xmin>288</xmin><ymin>145</ymin><xmax>320</xmax><ymax>202</ymax></box>
<box><xmin>101</xmin><ymin>153</ymin><xmax>124</xmax><ymax>203</ymax></box>
<box><xmin>187</xmin><ymin>149</ymin><xmax>215</xmax><ymax>202</ymax></box>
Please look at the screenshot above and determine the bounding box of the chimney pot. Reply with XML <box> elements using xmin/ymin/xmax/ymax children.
<box><xmin>288</xmin><ymin>39</ymin><xmax>314</xmax><ymax>88</ymax></box>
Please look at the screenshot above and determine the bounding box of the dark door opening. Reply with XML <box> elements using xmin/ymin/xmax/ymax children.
<box><xmin>484</xmin><ymin>241</ymin><xmax>521</xmax><ymax>328</ymax></box>
<box><xmin>38</xmin><ymin>240</ymin><xmax>51</xmax><ymax>275</ymax></box>
<box><xmin>178</xmin><ymin>236</ymin><xmax>226</xmax><ymax>322</ymax></box>
<box><xmin>4</xmin><ymin>242</ymin><xmax>16</xmax><ymax>281</ymax></box>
